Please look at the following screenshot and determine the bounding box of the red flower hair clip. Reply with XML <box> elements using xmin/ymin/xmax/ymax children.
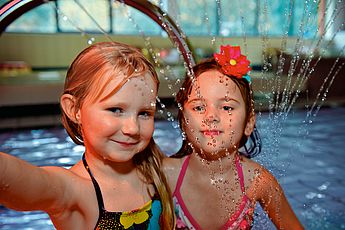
<box><xmin>214</xmin><ymin>45</ymin><xmax>251</xmax><ymax>83</ymax></box>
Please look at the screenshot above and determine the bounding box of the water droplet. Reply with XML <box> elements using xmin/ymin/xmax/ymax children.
<box><xmin>318</xmin><ymin>182</ymin><xmax>330</xmax><ymax>191</ymax></box>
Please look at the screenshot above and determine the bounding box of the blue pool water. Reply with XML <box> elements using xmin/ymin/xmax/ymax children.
<box><xmin>0</xmin><ymin>107</ymin><xmax>345</xmax><ymax>229</ymax></box>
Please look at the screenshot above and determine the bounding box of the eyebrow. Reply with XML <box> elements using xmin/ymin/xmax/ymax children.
<box><xmin>139</xmin><ymin>101</ymin><xmax>157</xmax><ymax>110</ymax></box>
<box><xmin>222</xmin><ymin>97</ymin><xmax>241</xmax><ymax>104</ymax></box>
<box><xmin>104</xmin><ymin>102</ymin><xmax>156</xmax><ymax>112</ymax></box>
<box><xmin>143</xmin><ymin>106</ymin><xmax>156</xmax><ymax>111</ymax></box>
<box><xmin>187</xmin><ymin>97</ymin><xmax>240</xmax><ymax>104</ymax></box>
<box><xmin>186</xmin><ymin>98</ymin><xmax>205</xmax><ymax>105</ymax></box>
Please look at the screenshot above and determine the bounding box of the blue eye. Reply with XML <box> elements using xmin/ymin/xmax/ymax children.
<box><xmin>139</xmin><ymin>111</ymin><xmax>154</xmax><ymax>119</ymax></box>
<box><xmin>108</xmin><ymin>107</ymin><xmax>123</xmax><ymax>114</ymax></box>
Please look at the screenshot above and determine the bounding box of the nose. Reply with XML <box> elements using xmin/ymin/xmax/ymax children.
<box><xmin>122</xmin><ymin>116</ymin><xmax>140</xmax><ymax>136</ymax></box>
<box><xmin>205</xmin><ymin>106</ymin><xmax>220</xmax><ymax>124</ymax></box>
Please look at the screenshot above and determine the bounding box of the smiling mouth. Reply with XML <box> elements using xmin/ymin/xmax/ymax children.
<box><xmin>202</xmin><ymin>130</ymin><xmax>221</xmax><ymax>136</ymax></box>
<box><xmin>114</xmin><ymin>140</ymin><xmax>139</xmax><ymax>147</ymax></box>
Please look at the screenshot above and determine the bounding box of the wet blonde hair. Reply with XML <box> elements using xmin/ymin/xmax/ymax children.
<box><xmin>175</xmin><ymin>57</ymin><xmax>255</xmax><ymax>157</ymax></box>
<box><xmin>60</xmin><ymin>41</ymin><xmax>175</xmax><ymax>229</ymax></box>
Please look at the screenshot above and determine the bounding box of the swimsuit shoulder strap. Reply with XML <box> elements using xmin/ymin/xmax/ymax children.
<box><xmin>235</xmin><ymin>156</ymin><xmax>246</xmax><ymax>192</ymax></box>
<box><xmin>173</xmin><ymin>155</ymin><xmax>191</xmax><ymax>194</ymax></box>
<box><xmin>82</xmin><ymin>154</ymin><xmax>105</xmax><ymax>213</ymax></box>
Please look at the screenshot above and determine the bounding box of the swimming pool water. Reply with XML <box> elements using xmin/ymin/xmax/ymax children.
<box><xmin>0</xmin><ymin>107</ymin><xmax>345</xmax><ymax>229</ymax></box>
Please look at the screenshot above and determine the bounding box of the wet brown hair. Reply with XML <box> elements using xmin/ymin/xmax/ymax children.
<box><xmin>60</xmin><ymin>41</ymin><xmax>175</xmax><ymax>228</ymax></box>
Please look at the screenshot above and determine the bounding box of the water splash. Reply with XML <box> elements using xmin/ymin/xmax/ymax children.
<box><xmin>0</xmin><ymin>0</ymin><xmax>344</xmax><ymax>228</ymax></box>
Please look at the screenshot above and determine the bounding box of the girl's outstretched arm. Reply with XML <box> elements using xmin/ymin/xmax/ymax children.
<box><xmin>253</xmin><ymin>167</ymin><xmax>304</xmax><ymax>230</ymax></box>
<box><xmin>0</xmin><ymin>151</ymin><xmax>71</xmax><ymax>214</ymax></box>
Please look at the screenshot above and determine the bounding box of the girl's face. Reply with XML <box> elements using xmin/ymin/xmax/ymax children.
<box><xmin>77</xmin><ymin>72</ymin><xmax>157</xmax><ymax>163</ymax></box>
<box><xmin>183</xmin><ymin>70</ymin><xmax>252</xmax><ymax>159</ymax></box>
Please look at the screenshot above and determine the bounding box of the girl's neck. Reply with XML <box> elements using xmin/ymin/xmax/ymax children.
<box><xmin>81</xmin><ymin>152</ymin><xmax>154</xmax><ymax>211</ymax></box>
<box><xmin>189</xmin><ymin>149</ymin><xmax>238</xmax><ymax>173</ymax></box>
<box><xmin>84</xmin><ymin>152</ymin><xmax>137</xmax><ymax>179</ymax></box>
<box><xmin>193</xmin><ymin>146</ymin><xmax>238</xmax><ymax>161</ymax></box>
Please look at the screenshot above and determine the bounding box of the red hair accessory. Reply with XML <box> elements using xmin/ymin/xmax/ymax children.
<box><xmin>214</xmin><ymin>45</ymin><xmax>251</xmax><ymax>80</ymax></box>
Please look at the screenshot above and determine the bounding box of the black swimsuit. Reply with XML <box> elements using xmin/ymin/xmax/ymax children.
<box><xmin>82</xmin><ymin>154</ymin><xmax>162</xmax><ymax>230</ymax></box>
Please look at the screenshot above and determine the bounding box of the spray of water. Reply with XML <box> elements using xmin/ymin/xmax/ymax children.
<box><xmin>49</xmin><ymin>0</ymin><xmax>345</xmax><ymax>227</ymax></box>
<box><xmin>0</xmin><ymin>0</ymin><xmax>344</xmax><ymax>228</ymax></box>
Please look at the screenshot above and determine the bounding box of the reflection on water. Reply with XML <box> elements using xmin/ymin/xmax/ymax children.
<box><xmin>0</xmin><ymin>108</ymin><xmax>345</xmax><ymax>229</ymax></box>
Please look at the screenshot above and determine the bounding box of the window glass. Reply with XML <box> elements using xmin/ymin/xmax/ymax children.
<box><xmin>5</xmin><ymin>3</ymin><xmax>56</xmax><ymax>33</ymax></box>
<box><xmin>257</xmin><ymin>1</ymin><xmax>318</xmax><ymax>37</ymax></box>
<box><xmin>3</xmin><ymin>0</ymin><xmax>318</xmax><ymax>38</ymax></box>
<box><xmin>220</xmin><ymin>0</ymin><xmax>258</xmax><ymax>37</ymax></box>
<box><xmin>167</xmin><ymin>0</ymin><xmax>218</xmax><ymax>36</ymax></box>
<box><xmin>111</xmin><ymin>1</ymin><xmax>162</xmax><ymax>35</ymax></box>
<box><xmin>257</xmin><ymin>1</ymin><xmax>290</xmax><ymax>36</ymax></box>
<box><xmin>292</xmin><ymin>1</ymin><xmax>318</xmax><ymax>38</ymax></box>
<box><xmin>57</xmin><ymin>0</ymin><xmax>110</xmax><ymax>33</ymax></box>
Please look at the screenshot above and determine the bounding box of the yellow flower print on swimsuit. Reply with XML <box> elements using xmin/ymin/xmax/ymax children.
<box><xmin>119</xmin><ymin>200</ymin><xmax>151</xmax><ymax>229</ymax></box>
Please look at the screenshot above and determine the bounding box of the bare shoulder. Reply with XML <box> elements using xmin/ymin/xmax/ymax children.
<box><xmin>240</xmin><ymin>157</ymin><xmax>279</xmax><ymax>200</ymax></box>
<box><xmin>162</xmin><ymin>156</ymin><xmax>187</xmax><ymax>192</ymax></box>
<box><xmin>42</xmin><ymin>161</ymin><xmax>97</xmax><ymax>218</ymax></box>
<box><xmin>42</xmin><ymin>160</ymin><xmax>89</xmax><ymax>189</ymax></box>
<box><xmin>239</xmin><ymin>157</ymin><xmax>262</xmax><ymax>182</ymax></box>
<box><xmin>162</xmin><ymin>156</ymin><xmax>185</xmax><ymax>172</ymax></box>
